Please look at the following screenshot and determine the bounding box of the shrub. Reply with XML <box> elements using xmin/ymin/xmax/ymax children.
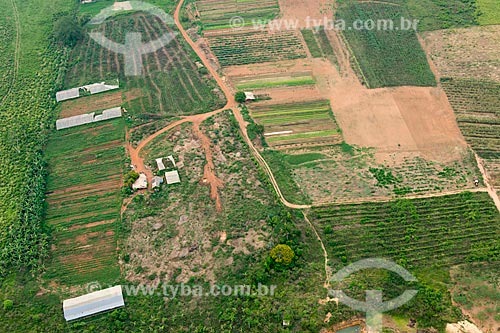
<box><xmin>235</xmin><ymin>91</ymin><xmax>246</xmax><ymax>103</ymax></box>
<box><xmin>270</xmin><ymin>244</ymin><xmax>295</xmax><ymax>266</ymax></box>
<box><xmin>3</xmin><ymin>299</ymin><xmax>13</xmax><ymax>311</ymax></box>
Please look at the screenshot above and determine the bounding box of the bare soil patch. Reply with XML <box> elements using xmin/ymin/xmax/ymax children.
<box><xmin>278</xmin><ymin>0</ymin><xmax>335</xmax><ymax>29</ymax></box>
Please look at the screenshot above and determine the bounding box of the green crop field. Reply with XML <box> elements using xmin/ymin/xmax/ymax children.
<box><xmin>43</xmin><ymin>119</ymin><xmax>125</xmax><ymax>285</ymax></box>
<box><xmin>0</xmin><ymin>0</ymin><xmax>72</xmax><ymax>277</ymax></box>
<box><xmin>0</xmin><ymin>1</ymin><xmax>15</xmax><ymax>101</ymax></box>
<box><xmin>442</xmin><ymin>78</ymin><xmax>500</xmax><ymax>186</ymax></box>
<box><xmin>195</xmin><ymin>0</ymin><xmax>279</xmax><ymax>30</ymax></box>
<box><xmin>311</xmin><ymin>191</ymin><xmax>500</xmax><ymax>267</ymax></box>
<box><xmin>301</xmin><ymin>29</ymin><xmax>322</xmax><ymax>58</ymax></box>
<box><xmin>336</xmin><ymin>2</ymin><xmax>436</xmax><ymax>88</ymax></box>
<box><xmin>209</xmin><ymin>30</ymin><xmax>306</xmax><ymax>66</ymax></box>
<box><xmin>235</xmin><ymin>75</ymin><xmax>315</xmax><ymax>90</ymax></box>
<box><xmin>249</xmin><ymin>100</ymin><xmax>342</xmax><ymax>149</ymax></box>
<box><xmin>65</xmin><ymin>13</ymin><xmax>225</xmax><ymax>126</ymax></box>
<box><xmin>476</xmin><ymin>0</ymin><xmax>500</xmax><ymax>25</ymax></box>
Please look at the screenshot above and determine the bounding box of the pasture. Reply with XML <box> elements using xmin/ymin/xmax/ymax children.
<box><xmin>476</xmin><ymin>0</ymin><xmax>500</xmax><ymax>25</ymax></box>
<box><xmin>387</xmin><ymin>0</ymin><xmax>478</xmax><ymax>31</ymax></box>
<box><xmin>43</xmin><ymin>119</ymin><xmax>125</xmax><ymax>285</ymax></box>
<box><xmin>336</xmin><ymin>2</ymin><xmax>436</xmax><ymax>88</ymax></box>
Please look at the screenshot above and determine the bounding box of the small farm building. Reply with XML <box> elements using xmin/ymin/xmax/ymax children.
<box><xmin>63</xmin><ymin>285</ymin><xmax>124</xmax><ymax>321</ymax></box>
<box><xmin>155</xmin><ymin>158</ymin><xmax>166</xmax><ymax>171</ymax></box>
<box><xmin>165</xmin><ymin>170</ymin><xmax>181</xmax><ymax>184</ymax></box>
<box><xmin>152</xmin><ymin>176</ymin><xmax>164</xmax><ymax>189</ymax></box>
<box><xmin>132</xmin><ymin>173</ymin><xmax>148</xmax><ymax>190</ymax></box>
<box><xmin>244</xmin><ymin>92</ymin><xmax>255</xmax><ymax>101</ymax></box>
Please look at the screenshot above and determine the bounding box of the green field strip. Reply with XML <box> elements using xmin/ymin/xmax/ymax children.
<box><xmin>300</xmin><ymin>29</ymin><xmax>323</xmax><ymax>58</ymax></box>
<box><xmin>266</xmin><ymin>129</ymin><xmax>341</xmax><ymax>142</ymax></box>
<box><xmin>236</xmin><ymin>76</ymin><xmax>316</xmax><ymax>90</ymax></box>
<box><xmin>258</xmin><ymin>113</ymin><xmax>332</xmax><ymax>125</ymax></box>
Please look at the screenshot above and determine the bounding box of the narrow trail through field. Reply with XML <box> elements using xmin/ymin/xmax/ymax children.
<box><xmin>474</xmin><ymin>152</ymin><xmax>500</xmax><ymax>213</ymax></box>
<box><xmin>1</xmin><ymin>0</ymin><xmax>20</xmax><ymax>105</ymax></box>
<box><xmin>303</xmin><ymin>212</ymin><xmax>331</xmax><ymax>289</ymax></box>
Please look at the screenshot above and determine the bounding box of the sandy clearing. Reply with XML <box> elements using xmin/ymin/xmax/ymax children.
<box><xmin>278</xmin><ymin>0</ymin><xmax>335</xmax><ymax>29</ymax></box>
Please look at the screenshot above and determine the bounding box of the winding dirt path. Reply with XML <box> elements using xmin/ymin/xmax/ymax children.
<box><xmin>191</xmin><ymin>119</ymin><xmax>224</xmax><ymax>211</ymax></box>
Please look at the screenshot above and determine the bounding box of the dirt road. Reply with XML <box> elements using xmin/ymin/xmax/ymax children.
<box><xmin>127</xmin><ymin>0</ymin><xmax>499</xmax><ymax>214</ymax></box>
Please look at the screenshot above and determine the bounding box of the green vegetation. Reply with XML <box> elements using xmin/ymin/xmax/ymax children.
<box><xmin>65</xmin><ymin>13</ymin><xmax>225</xmax><ymax>126</ymax></box>
<box><xmin>337</xmin><ymin>2</ymin><xmax>436</xmax><ymax>88</ymax></box>
<box><xmin>3</xmin><ymin>299</ymin><xmax>13</xmax><ymax>311</ymax></box>
<box><xmin>284</xmin><ymin>153</ymin><xmax>326</xmax><ymax>166</ymax></box>
<box><xmin>300</xmin><ymin>29</ymin><xmax>338</xmax><ymax>65</ymax></box>
<box><xmin>235</xmin><ymin>90</ymin><xmax>246</xmax><ymax>103</ymax></box>
<box><xmin>123</xmin><ymin>170</ymin><xmax>140</xmax><ymax>188</ymax></box>
<box><xmin>195</xmin><ymin>0</ymin><xmax>279</xmax><ymax>30</ymax></box>
<box><xmin>451</xmin><ymin>262</ymin><xmax>500</xmax><ymax>325</ymax></box>
<box><xmin>250</xmin><ymin>100</ymin><xmax>342</xmax><ymax>148</ymax></box>
<box><xmin>261</xmin><ymin>150</ymin><xmax>312</xmax><ymax>204</ymax></box>
<box><xmin>53</xmin><ymin>14</ymin><xmax>83</xmax><ymax>47</ymax></box>
<box><xmin>382</xmin><ymin>0</ymin><xmax>478</xmax><ymax>31</ymax></box>
<box><xmin>476</xmin><ymin>0</ymin><xmax>500</xmax><ymax>25</ymax></box>
<box><xmin>310</xmin><ymin>191</ymin><xmax>500</xmax><ymax>328</ymax></box>
<box><xmin>300</xmin><ymin>29</ymin><xmax>322</xmax><ymax>58</ymax></box>
<box><xmin>0</xmin><ymin>0</ymin><xmax>71</xmax><ymax>277</ymax></box>
<box><xmin>43</xmin><ymin>119</ymin><xmax>125</xmax><ymax>285</ymax></box>
<box><xmin>369</xmin><ymin>167</ymin><xmax>402</xmax><ymax>188</ymax></box>
<box><xmin>0</xmin><ymin>1</ymin><xmax>15</xmax><ymax>99</ymax></box>
<box><xmin>269</xmin><ymin>244</ymin><xmax>295</xmax><ymax>266</ymax></box>
<box><xmin>311</xmin><ymin>191</ymin><xmax>500</xmax><ymax>267</ymax></box>
<box><xmin>209</xmin><ymin>31</ymin><xmax>306</xmax><ymax>66</ymax></box>
<box><xmin>442</xmin><ymin>78</ymin><xmax>500</xmax><ymax>159</ymax></box>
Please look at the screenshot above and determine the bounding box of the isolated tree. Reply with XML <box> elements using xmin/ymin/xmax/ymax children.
<box><xmin>53</xmin><ymin>15</ymin><xmax>83</xmax><ymax>47</ymax></box>
<box><xmin>124</xmin><ymin>170</ymin><xmax>140</xmax><ymax>188</ymax></box>
<box><xmin>235</xmin><ymin>91</ymin><xmax>246</xmax><ymax>103</ymax></box>
<box><xmin>270</xmin><ymin>244</ymin><xmax>295</xmax><ymax>266</ymax></box>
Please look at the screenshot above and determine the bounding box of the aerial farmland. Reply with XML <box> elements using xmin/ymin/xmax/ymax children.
<box><xmin>0</xmin><ymin>0</ymin><xmax>499</xmax><ymax>332</ymax></box>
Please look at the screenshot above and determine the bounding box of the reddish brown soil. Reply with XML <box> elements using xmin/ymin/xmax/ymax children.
<box><xmin>192</xmin><ymin>120</ymin><xmax>224</xmax><ymax>212</ymax></box>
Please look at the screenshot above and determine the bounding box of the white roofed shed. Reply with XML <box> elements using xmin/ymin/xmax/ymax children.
<box><xmin>63</xmin><ymin>285</ymin><xmax>125</xmax><ymax>321</ymax></box>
